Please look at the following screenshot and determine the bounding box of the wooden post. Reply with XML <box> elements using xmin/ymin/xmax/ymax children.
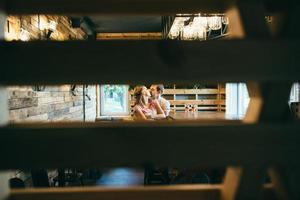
<box><xmin>173</xmin><ymin>84</ymin><xmax>176</xmax><ymax>113</ymax></box>
<box><xmin>217</xmin><ymin>84</ymin><xmax>221</xmax><ymax>112</ymax></box>
<box><xmin>244</xmin><ymin>82</ymin><xmax>292</xmax><ymax>123</ymax></box>
<box><xmin>225</xmin><ymin>1</ymin><xmax>271</xmax><ymax>200</ymax></box>
<box><xmin>268</xmin><ymin>166</ymin><xmax>300</xmax><ymax>200</ymax></box>
<box><xmin>222</xmin><ymin>166</ymin><xmax>266</xmax><ymax>200</ymax></box>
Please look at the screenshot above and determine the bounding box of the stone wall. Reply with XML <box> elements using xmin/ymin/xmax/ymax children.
<box><xmin>8</xmin><ymin>85</ymin><xmax>96</xmax><ymax>123</ymax></box>
<box><xmin>4</xmin><ymin>15</ymin><xmax>86</xmax><ymax>41</ymax></box>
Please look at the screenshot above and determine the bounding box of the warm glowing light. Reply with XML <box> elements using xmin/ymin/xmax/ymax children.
<box><xmin>5</xmin><ymin>31</ymin><xmax>18</xmax><ymax>41</ymax></box>
<box><xmin>222</xmin><ymin>16</ymin><xmax>229</xmax><ymax>25</ymax></box>
<box><xmin>19</xmin><ymin>29</ymin><xmax>30</xmax><ymax>41</ymax></box>
<box><xmin>168</xmin><ymin>14</ymin><xmax>227</xmax><ymax>40</ymax></box>
<box><xmin>168</xmin><ymin>17</ymin><xmax>189</xmax><ymax>39</ymax></box>
<box><xmin>168</xmin><ymin>13</ymin><xmax>229</xmax><ymax>40</ymax></box>
<box><xmin>207</xmin><ymin>16</ymin><xmax>222</xmax><ymax>30</ymax></box>
<box><xmin>49</xmin><ymin>20</ymin><xmax>57</xmax><ymax>31</ymax></box>
<box><xmin>39</xmin><ymin>17</ymin><xmax>48</xmax><ymax>31</ymax></box>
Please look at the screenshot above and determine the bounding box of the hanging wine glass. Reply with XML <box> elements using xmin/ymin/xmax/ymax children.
<box><xmin>221</xmin><ymin>16</ymin><xmax>229</xmax><ymax>25</ymax></box>
<box><xmin>168</xmin><ymin>17</ymin><xmax>188</xmax><ymax>39</ymax></box>
<box><xmin>208</xmin><ymin>16</ymin><xmax>222</xmax><ymax>30</ymax></box>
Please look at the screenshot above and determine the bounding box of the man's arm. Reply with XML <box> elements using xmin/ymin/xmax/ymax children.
<box><xmin>163</xmin><ymin>99</ymin><xmax>171</xmax><ymax>116</ymax></box>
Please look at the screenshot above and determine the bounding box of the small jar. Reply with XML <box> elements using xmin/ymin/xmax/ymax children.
<box><xmin>192</xmin><ymin>104</ymin><xmax>197</xmax><ymax>112</ymax></box>
<box><xmin>184</xmin><ymin>104</ymin><xmax>189</xmax><ymax>112</ymax></box>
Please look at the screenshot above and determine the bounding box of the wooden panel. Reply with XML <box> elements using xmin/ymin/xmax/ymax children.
<box><xmin>163</xmin><ymin>89</ymin><xmax>219</xmax><ymax>95</ymax></box>
<box><xmin>222</xmin><ymin>167</ymin><xmax>269</xmax><ymax>200</ymax></box>
<box><xmin>171</xmin><ymin>107</ymin><xmax>219</xmax><ymax>111</ymax></box>
<box><xmin>97</xmin><ymin>33</ymin><xmax>162</xmax><ymax>40</ymax></box>
<box><xmin>0</xmin><ymin>0</ymin><xmax>292</xmax><ymax>15</ymax></box>
<box><xmin>236</xmin><ymin>0</ymin><xmax>271</xmax><ymax>38</ymax></box>
<box><xmin>244</xmin><ymin>82</ymin><xmax>292</xmax><ymax>123</ymax></box>
<box><xmin>0</xmin><ymin>122</ymin><xmax>300</xmax><ymax>169</ymax></box>
<box><xmin>0</xmin><ymin>40</ymin><xmax>300</xmax><ymax>85</ymax></box>
<box><xmin>169</xmin><ymin>100</ymin><xmax>224</xmax><ymax>105</ymax></box>
<box><xmin>2</xmin><ymin>0</ymin><xmax>232</xmax><ymax>15</ymax></box>
<box><xmin>8</xmin><ymin>185</ymin><xmax>221</xmax><ymax>200</ymax></box>
<box><xmin>8</xmin><ymin>185</ymin><xmax>279</xmax><ymax>200</ymax></box>
<box><xmin>268</xmin><ymin>166</ymin><xmax>300</xmax><ymax>200</ymax></box>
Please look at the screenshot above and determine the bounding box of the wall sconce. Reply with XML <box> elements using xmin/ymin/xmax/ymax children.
<box><xmin>32</xmin><ymin>85</ymin><xmax>46</xmax><ymax>92</ymax></box>
<box><xmin>46</xmin><ymin>20</ymin><xmax>57</xmax><ymax>39</ymax></box>
<box><xmin>70</xmin><ymin>85</ymin><xmax>79</xmax><ymax>96</ymax></box>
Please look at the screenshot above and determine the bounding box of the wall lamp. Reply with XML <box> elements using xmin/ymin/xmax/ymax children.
<box><xmin>37</xmin><ymin>15</ymin><xmax>57</xmax><ymax>39</ymax></box>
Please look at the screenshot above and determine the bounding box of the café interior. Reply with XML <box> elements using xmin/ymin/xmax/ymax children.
<box><xmin>0</xmin><ymin>3</ymin><xmax>299</xmax><ymax>200</ymax></box>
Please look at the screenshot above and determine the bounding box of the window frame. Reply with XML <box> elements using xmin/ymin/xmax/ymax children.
<box><xmin>99</xmin><ymin>84</ymin><xmax>130</xmax><ymax>117</ymax></box>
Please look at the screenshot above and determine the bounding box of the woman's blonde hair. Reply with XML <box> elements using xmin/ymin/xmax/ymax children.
<box><xmin>133</xmin><ymin>85</ymin><xmax>148</xmax><ymax>106</ymax></box>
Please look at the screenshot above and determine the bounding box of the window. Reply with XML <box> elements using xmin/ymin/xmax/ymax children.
<box><xmin>290</xmin><ymin>83</ymin><xmax>299</xmax><ymax>103</ymax></box>
<box><xmin>100</xmin><ymin>85</ymin><xmax>129</xmax><ymax>116</ymax></box>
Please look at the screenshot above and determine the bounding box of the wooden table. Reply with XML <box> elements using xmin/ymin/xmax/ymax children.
<box><xmin>169</xmin><ymin>111</ymin><xmax>225</xmax><ymax>120</ymax></box>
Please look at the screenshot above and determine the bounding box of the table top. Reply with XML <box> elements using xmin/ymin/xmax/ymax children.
<box><xmin>169</xmin><ymin>111</ymin><xmax>225</xmax><ymax>120</ymax></box>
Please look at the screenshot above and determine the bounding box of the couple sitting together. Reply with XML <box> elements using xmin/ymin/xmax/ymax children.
<box><xmin>133</xmin><ymin>84</ymin><xmax>170</xmax><ymax>120</ymax></box>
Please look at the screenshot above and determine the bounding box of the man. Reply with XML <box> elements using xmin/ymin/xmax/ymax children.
<box><xmin>150</xmin><ymin>84</ymin><xmax>170</xmax><ymax>116</ymax></box>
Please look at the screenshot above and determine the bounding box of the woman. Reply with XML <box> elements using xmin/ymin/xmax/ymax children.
<box><xmin>133</xmin><ymin>85</ymin><xmax>166</xmax><ymax>120</ymax></box>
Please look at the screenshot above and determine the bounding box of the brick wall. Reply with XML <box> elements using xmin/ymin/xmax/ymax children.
<box><xmin>8</xmin><ymin>85</ymin><xmax>97</xmax><ymax>123</ymax></box>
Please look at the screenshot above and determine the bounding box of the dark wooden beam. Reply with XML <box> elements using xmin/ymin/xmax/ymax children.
<box><xmin>97</xmin><ymin>32</ymin><xmax>162</xmax><ymax>40</ymax></box>
<box><xmin>236</xmin><ymin>0</ymin><xmax>271</xmax><ymax>38</ymax></box>
<box><xmin>244</xmin><ymin>82</ymin><xmax>293</xmax><ymax>123</ymax></box>
<box><xmin>0</xmin><ymin>122</ymin><xmax>300</xmax><ymax>169</ymax></box>
<box><xmin>7</xmin><ymin>185</ymin><xmax>278</xmax><ymax>200</ymax></box>
<box><xmin>8</xmin><ymin>185</ymin><xmax>221</xmax><ymax>200</ymax></box>
<box><xmin>1</xmin><ymin>0</ymin><xmax>229</xmax><ymax>15</ymax></box>
<box><xmin>0</xmin><ymin>0</ymin><xmax>293</xmax><ymax>15</ymax></box>
<box><xmin>268</xmin><ymin>167</ymin><xmax>300</xmax><ymax>200</ymax></box>
<box><xmin>0</xmin><ymin>40</ymin><xmax>300</xmax><ymax>85</ymax></box>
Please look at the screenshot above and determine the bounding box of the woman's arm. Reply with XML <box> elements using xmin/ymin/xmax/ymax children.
<box><xmin>134</xmin><ymin>106</ymin><xmax>148</xmax><ymax>120</ymax></box>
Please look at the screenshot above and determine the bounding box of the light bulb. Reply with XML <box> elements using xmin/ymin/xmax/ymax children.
<box><xmin>49</xmin><ymin>20</ymin><xmax>57</xmax><ymax>32</ymax></box>
<box><xmin>208</xmin><ymin>16</ymin><xmax>222</xmax><ymax>30</ymax></box>
<box><xmin>20</xmin><ymin>29</ymin><xmax>30</xmax><ymax>41</ymax></box>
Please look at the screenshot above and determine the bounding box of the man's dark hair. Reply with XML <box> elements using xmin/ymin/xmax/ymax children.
<box><xmin>156</xmin><ymin>84</ymin><xmax>164</xmax><ymax>94</ymax></box>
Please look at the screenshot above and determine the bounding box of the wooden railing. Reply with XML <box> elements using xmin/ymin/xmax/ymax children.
<box><xmin>0</xmin><ymin>0</ymin><xmax>300</xmax><ymax>200</ymax></box>
<box><xmin>164</xmin><ymin>86</ymin><xmax>226</xmax><ymax>112</ymax></box>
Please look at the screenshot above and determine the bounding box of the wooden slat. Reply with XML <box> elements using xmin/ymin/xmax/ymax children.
<box><xmin>8</xmin><ymin>185</ymin><xmax>221</xmax><ymax>200</ymax></box>
<box><xmin>233</xmin><ymin>166</ymin><xmax>266</xmax><ymax>200</ymax></box>
<box><xmin>170</xmin><ymin>107</ymin><xmax>219</xmax><ymax>111</ymax></box>
<box><xmin>221</xmin><ymin>167</ymin><xmax>242</xmax><ymax>200</ymax></box>
<box><xmin>7</xmin><ymin>185</ymin><xmax>278</xmax><ymax>200</ymax></box>
<box><xmin>236</xmin><ymin>0</ymin><xmax>271</xmax><ymax>38</ymax></box>
<box><xmin>0</xmin><ymin>40</ymin><xmax>300</xmax><ymax>85</ymax></box>
<box><xmin>163</xmin><ymin>89</ymin><xmax>219</xmax><ymax>95</ymax></box>
<box><xmin>97</xmin><ymin>32</ymin><xmax>162</xmax><ymax>40</ymax></box>
<box><xmin>244</xmin><ymin>82</ymin><xmax>292</xmax><ymax>123</ymax></box>
<box><xmin>2</xmin><ymin>0</ymin><xmax>232</xmax><ymax>15</ymax></box>
<box><xmin>0</xmin><ymin>0</ymin><xmax>292</xmax><ymax>15</ymax></box>
<box><xmin>169</xmin><ymin>100</ymin><xmax>224</xmax><ymax>106</ymax></box>
<box><xmin>0</xmin><ymin>122</ymin><xmax>300</xmax><ymax>169</ymax></box>
<box><xmin>268</xmin><ymin>167</ymin><xmax>300</xmax><ymax>200</ymax></box>
<box><xmin>222</xmin><ymin>167</ymin><xmax>269</xmax><ymax>200</ymax></box>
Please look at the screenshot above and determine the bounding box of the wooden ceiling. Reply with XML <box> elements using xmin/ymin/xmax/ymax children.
<box><xmin>89</xmin><ymin>16</ymin><xmax>162</xmax><ymax>33</ymax></box>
